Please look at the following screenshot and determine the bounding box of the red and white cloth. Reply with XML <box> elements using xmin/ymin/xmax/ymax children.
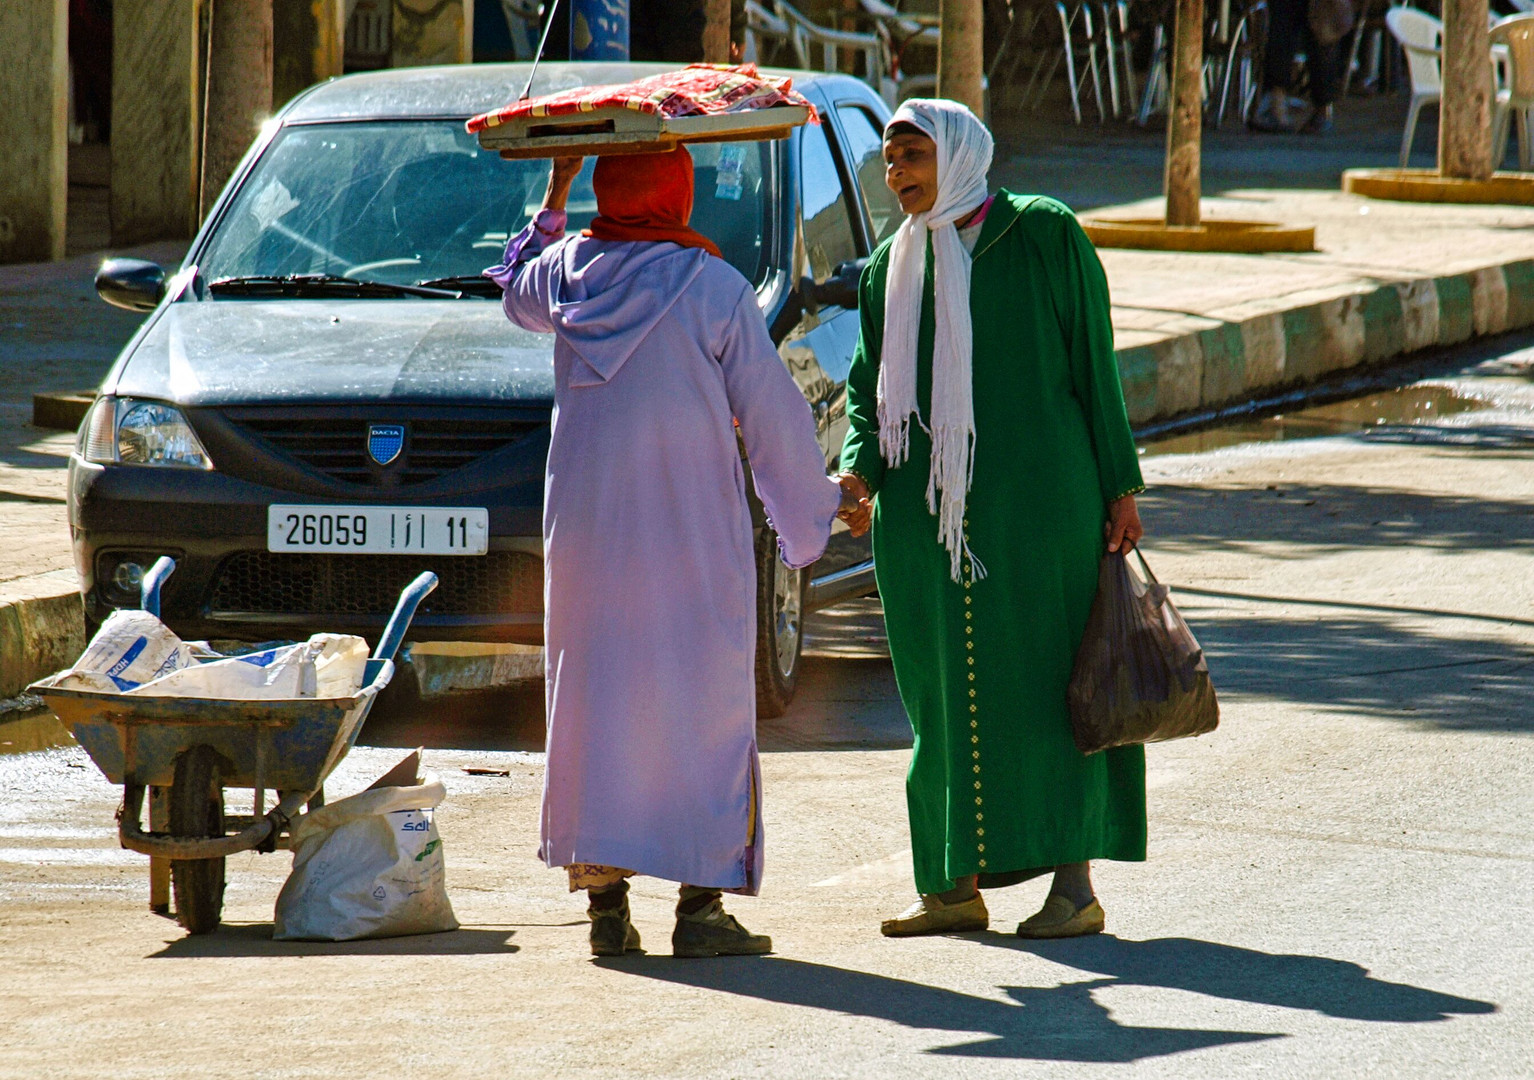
<box><xmin>467</xmin><ymin>63</ymin><xmax>816</xmax><ymax>134</ymax></box>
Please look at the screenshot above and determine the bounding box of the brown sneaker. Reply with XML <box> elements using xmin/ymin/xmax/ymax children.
<box><xmin>1016</xmin><ymin>894</ymin><xmax>1105</xmax><ymax>939</ymax></box>
<box><xmin>880</xmin><ymin>892</ymin><xmax>989</xmax><ymax>937</ymax></box>
<box><xmin>672</xmin><ymin>898</ymin><xmax>772</xmax><ymax>958</ymax></box>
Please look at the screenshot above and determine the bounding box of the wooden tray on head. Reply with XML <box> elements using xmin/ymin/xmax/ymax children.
<box><xmin>475</xmin><ymin>103</ymin><xmax>814</xmax><ymax>159</ymax></box>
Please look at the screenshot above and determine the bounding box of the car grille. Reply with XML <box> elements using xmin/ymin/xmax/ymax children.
<box><xmin>232</xmin><ymin>415</ymin><xmax>543</xmax><ymax>487</ymax></box>
<box><xmin>208</xmin><ymin>551</ymin><xmax>543</xmax><ymax>618</ymax></box>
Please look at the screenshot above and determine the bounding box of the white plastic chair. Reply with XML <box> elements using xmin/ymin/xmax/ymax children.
<box><xmin>773</xmin><ymin>0</ymin><xmax>891</xmax><ymax>94</ymax></box>
<box><xmin>1491</xmin><ymin>13</ymin><xmax>1534</xmax><ymax>170</ymax></box>
<box><xmin>852</xmin><ymin>0</ymin><xmax>940</xmax><ymax>104</ymax></box>
<box><xmin>1023</xmin><ymin>0</ymin><xmax>1108</xmax><ymax>123</ymax></box>
<box><xmin>743</xmin><ymin>0</ymin><xmax>794</xmax><ymax>66</ymax></box>
<box><xmin>1385</xmin><ymin>6</ymin><xmax>1443</xmax><ymax>168</ymax></box>
<box><xmin>855</xmin><ymin>0</ymin><xmax>941</xmax><ymax>55</ymax></box>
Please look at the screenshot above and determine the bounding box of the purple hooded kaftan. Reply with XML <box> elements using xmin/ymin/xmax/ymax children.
<box><xmin>489</xmin><ymin>210</ymin><xmax>841</xmax><ymax>892</ymax></box>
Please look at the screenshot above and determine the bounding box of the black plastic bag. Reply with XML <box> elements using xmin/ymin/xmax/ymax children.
<box><xmin>1067</xmin><ymin>549</ymin><xmax>1219</xmax><ymax>754</ymax></box>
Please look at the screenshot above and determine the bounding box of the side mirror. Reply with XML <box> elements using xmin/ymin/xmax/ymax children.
<box><xmin>95</xmin><ymin>258</ymin><xmax>166</xmax><ymax>312</ymax></box>
<box><xmin>805</xmin><ymin>258</ymin><xmax>865</xmax><ymax>311</ymax></box>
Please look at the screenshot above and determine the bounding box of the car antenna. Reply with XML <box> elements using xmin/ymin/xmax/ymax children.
<box><xmin>520</xmin><ymin>0</ymin><xmax>563</xmax><ymax>102</ymax></box>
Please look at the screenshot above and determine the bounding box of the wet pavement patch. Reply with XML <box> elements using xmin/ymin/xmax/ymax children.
<box><xmin>1140</xmin><ymin>384</ymin><xmax>1490</xmax><ymax>457</ymax></box>
<box><xmin>0</xmin><ymin>710</ymin><xmax>75</xmax><ymax>756</ymax></box>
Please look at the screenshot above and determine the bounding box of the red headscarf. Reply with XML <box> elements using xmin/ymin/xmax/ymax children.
<box><xmin>583</xmin><ymin>146</ymin><xmax>723</xmax><ymax>259</ymax></box>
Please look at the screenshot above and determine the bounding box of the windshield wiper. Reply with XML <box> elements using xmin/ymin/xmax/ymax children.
<box><xmin>415</xmin><ymin>275</ymin><xmax>504</xmax><ymax>297</ymax></box>
<box><xmin>207</xmin><ymin>274</ymin><xmax>463</xmax><ymax>299</ymax></box>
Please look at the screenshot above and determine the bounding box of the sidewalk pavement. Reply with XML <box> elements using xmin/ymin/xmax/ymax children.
<box><xmin>3</xmin><ymin>337</ymin><xmax>1531</xmax><ymax>1078</ymax></box>
<box><xmin>6</xmin><ymin>163</ymin><xmax>1534</xmax><ymax>695</ymax></box>
<box><xmin>989</xmin><ymin>96</ymin><xmax>1534</xmax><ymax>425</ymax></box>
<box><xmin>1086</xmin><ymin>188</ymin><xmax>1534</xmax><ymax>424</ymax></box>
<box><xmin>0</xmin><ymin>242</ymin><xmax>186</xmax><ymax>701</ymax></box>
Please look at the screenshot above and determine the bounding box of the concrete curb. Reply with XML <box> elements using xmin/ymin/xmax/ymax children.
<box><xmin>1115</xmin><ymin>258</ymin><xmax>1534</xmax><ymax>425</ymax></box>
<box><xmin>32</xmin><ymin>390</ymin><xmax>96</xmax><ymax>431</ymax></box>
<box><xmin>0</xmin><ymin>571</ymin><xmax>85</xmax><ymax>702</ymax></box>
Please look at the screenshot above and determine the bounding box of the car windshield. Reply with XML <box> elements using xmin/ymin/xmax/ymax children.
<box><xmin>197</xmin><ymin>120</ymin><xmax>774</xmax><ymax>292</ymax></box>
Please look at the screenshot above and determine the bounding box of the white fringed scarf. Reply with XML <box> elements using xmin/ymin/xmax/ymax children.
<box><xmin>876</xmin><ymin>99</ymin><xmax>994</xmax><ymax>583</ymax></box>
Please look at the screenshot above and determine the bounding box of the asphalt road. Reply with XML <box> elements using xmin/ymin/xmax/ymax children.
<box><xmin>1</xmin><ymin>337</ymin><xmax>1531</xmax><ymax>1079</ymax></box>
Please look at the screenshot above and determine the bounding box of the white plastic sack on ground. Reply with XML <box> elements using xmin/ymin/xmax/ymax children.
<box><xmin>124</xmin><ymin>633</ymin><xmax>369</xmax><ymax>699</ymax></box>
<box><xmin>56</xmin><ymin>609</ymin><xmax>198</xmax><ymax>692</ymax></box>
<box><xmin>273</xmin><ymin>768</ymin><xmax>459</xmax><ymax>941</ymax></box>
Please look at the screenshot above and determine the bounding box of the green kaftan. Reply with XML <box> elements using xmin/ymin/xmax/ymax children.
<box><xmin>840</xmin><ymin>193</ymin><xmax>1148</xmax><ymax>895</ymax></box>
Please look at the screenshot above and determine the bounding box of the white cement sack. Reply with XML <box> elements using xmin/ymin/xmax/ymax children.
<box><xmin>57</xmin><ymin>610</ymin><xmax>198</xmax><ymax>693</ymax></box>
<box><xmin>312</xmin><ymin>634</ymin><xmax>370</xmax><ymax>698</ymax></box>
<box><xmin>124</xmin><ymin>633</ymin><xmax>368</xmax><ymax>700</ymax></box>
<box><xmin>273</xmin><ymin>772</ymin><xmax>458</xmax><ymax>941</ymax></box>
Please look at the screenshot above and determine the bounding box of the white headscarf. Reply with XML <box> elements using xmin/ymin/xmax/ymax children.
<box><xmin>877</xmin><ymin>98</ymin><xmax>994</xmax><ymax>583</ymax></box>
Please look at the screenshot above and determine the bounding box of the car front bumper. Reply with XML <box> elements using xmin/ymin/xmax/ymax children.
<box><xmin>70</xmin><ymin>455</ymin><xmax>547</xmax><ymax>645</ymax></box>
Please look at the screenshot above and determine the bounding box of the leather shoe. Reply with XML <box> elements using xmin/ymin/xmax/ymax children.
<box><xmin>1016</xmin><ymin>894</ymin><xmax>1106</xmax><ymax>939</ymax></box>
<box><xmin>880</xmin><ymin>892</ymin><xmax>989</xmax><ymax>937</ymax></box>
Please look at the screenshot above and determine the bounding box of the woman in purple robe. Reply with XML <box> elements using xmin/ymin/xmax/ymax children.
<box><xmin>487</xmin><ymin>148</ymin><xmax>854</xmax><ymax>958</ymax></box>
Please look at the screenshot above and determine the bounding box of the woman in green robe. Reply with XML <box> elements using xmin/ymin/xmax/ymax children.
<box><xmin>835</xmin><ymin>99</ymin><xmax>1147</xmax><ymax>939</ymax></box>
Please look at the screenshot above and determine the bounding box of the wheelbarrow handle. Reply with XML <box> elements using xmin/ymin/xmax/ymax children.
<box><xmin>373</xmin><ymin>571</ymin><xmax>438</xmax><ymax>663</ymax></box>
<box><xmin>140</xmin><ymin>556</ymin><xmax>177</xmax><ymax>617</ymax></box>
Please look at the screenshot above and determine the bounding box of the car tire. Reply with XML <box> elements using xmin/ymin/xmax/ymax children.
<box><xmin>754</xmin><ymin>526</ymin><xmax>805</xmax><ymax>720</ymax></box>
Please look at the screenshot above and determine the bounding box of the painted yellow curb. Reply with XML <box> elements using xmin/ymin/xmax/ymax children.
<box><xmin>1080</xmin><ymin>218</ymin><xmax>1317</xmax><ymax>253</ymax></box>
<box><xmin>1342</xmin><ymin>168</ymin><xmax>1534</xmax><ymax>205</ymax></box>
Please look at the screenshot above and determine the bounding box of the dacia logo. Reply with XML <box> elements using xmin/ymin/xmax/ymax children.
<box><xmin>367</xmin><ymin>423</ymin><xmax>405</xmax><ymax>466</ymax></box>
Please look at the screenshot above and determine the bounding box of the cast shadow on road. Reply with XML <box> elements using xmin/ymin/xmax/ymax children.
<box><xmin>361</xmin><ymin>655</ymin><xmax>915</xmax><ymax>755</ymax></box>
<box><xmin>605</xmin><ymin>934</ymin><xmax>1493</xmax><ymax>1063</ymax></box>
<box><xmin>601</xmin><ymin>953</ymin><xmax>1277</xmax><ymax>1062</ymax></box>
<box><xmin>146</xmin><ymin>923</ymin><xmax>518</xmax><ymax>959</ymax></box>
<box><xmin>989</xmin><ymin>935</ymin><xmax>1496</xmax><ymax>1023</ymax></box>
<box><xmin>1140</xmin><ymin>477</ymin><xmax>1534</xmax><ymax>561</ymax></box>
<box><xmin>360</xmin><ymin>602</ymin><xmax>913</xmax><ymax>754</ymax></box>
<box><xmin>1186</xmin><ymin>607</ymin><xmax>1534</xmax><ymax>732</ymax></box>
<box><xmin>0</xmin><ymin>416</ymin><xmax>76</xmax><ymax>473</ymax></box>
<box><xmin>994</xmin><ymin>94</ymin><xmax>1425</xmax><ymax>210</ymax></box>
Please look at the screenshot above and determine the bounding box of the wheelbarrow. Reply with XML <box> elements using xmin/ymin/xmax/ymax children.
<box><xmin>30</xmin><ymin>557</ymin><xmax>437</xmax><ymax>935</ymax></box>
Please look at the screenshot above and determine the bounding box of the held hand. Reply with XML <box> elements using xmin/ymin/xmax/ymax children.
<box><xmin>542</xmin><ymin>156</ymin><xmax>583</xmax><ymax>213</ymax></box>
<box><xmin>1105</xmin><ymin>493</ymin><xmax>1144</xmax><ymax>554</ymax></box>
<box><xmin>836</xmin><ymin>473</ymin><xmax>872</xmax><ymax>538</ymax></box>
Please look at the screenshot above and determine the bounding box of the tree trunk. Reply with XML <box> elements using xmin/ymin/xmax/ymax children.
<box><xmin>1439</xmin><ymin>0</ymin><xmax>1494</xmax><ymax>180</ymax></box>
<box><xmin>0</xmin><ymin>0</ymin><xmax>67</xmax><ymax>262</ymax></box>
<box><xmin>112</xmin><ymin>0</ymin><xmax>201</xmax><ymax>244</ymax></box>
<box><xmin>938</xmin><ymin>0</ymin><xmax>986</xmax><ymax>117</ymax></box>
<box><xmin>1164</xmin><ymin>0</ymin><xmax>1202</xmax><ymax>226</ymax></box>
<box><xmin>200</xmin><ymin>0</ymin><xmax>273</xmax><ymax>221</ymax></box>
<box><xmin>702</xmin><ymin>0</ymin><xmax>731</xmax><ymax>62</ymax></box>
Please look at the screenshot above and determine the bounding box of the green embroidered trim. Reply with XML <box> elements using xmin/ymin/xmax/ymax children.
<box><xmin>1108</xmin><ymin>483</ymin><xmax>1146</xmax><ymax>503</ymax></box>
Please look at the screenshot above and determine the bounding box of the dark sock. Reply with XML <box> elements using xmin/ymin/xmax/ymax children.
<box><xmin>588</xmin><ymin>880</ymin><xmax>629</xmax><ymax>913</ymax></box>
<box><xmin>1048</xmin><ymin>862</ymin><xmax>1095</xmax><ymax>908</ymax></box>
<box><xmin>933</xmin><ymin>879</ymin><xmax>979</xmax><ymax>905</ymax></box>
<box><xmin>677</xmin><ymin>885</ymin><xmax>722</xmax><ymax>916</ymax></box>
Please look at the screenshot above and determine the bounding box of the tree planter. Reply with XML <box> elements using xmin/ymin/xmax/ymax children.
<box><xmin>1080</xmin><ymin>218</ymin><xmax>1316</xmax><ymax>253</ymax></box>
<box><xmin>1343</xmin><ymin>168</ymin><xmax>1534</xmax><ymax>206</ymax></box>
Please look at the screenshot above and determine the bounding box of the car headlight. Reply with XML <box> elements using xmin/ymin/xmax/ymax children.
<box><xmin>82</xmin><ymin>396</ymin><xmax>213</xmax><ymax>469</ymax></box>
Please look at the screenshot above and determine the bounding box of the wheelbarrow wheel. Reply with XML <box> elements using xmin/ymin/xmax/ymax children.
<box><xmin>169</xmin><ymin>745</ymin><xmax>227</xmax><ymax>935</ymax></box>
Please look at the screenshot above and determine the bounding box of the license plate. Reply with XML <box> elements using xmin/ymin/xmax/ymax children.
<box><xmin>267</xmin><ymin>505</ymin><xmax>488</xmax><ymax>555</ymax></box>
